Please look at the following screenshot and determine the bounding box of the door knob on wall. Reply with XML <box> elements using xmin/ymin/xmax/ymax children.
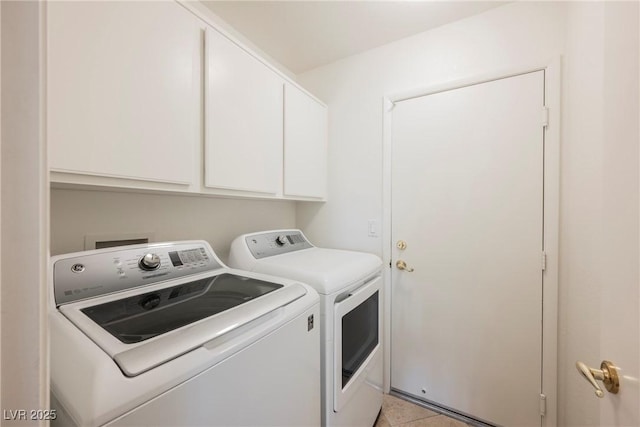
<box><xmin>576</xmin><ymin>360</ymin><xmax>619</xmax><ymax>398</ymax></box>
<box><xmin>396</xmin><ymin>260</ymin><xmax>414</xmax><ymax>272</ymax></box>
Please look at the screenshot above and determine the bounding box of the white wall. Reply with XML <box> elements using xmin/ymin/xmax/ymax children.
<box><xmin>50</xmin><ymin>189</ymin><xmax>296</xmax><ymax>263</ymax></box>
<box><xmin>296</xmin><ymin>1</ymin><xmax>639</xmax><ymax>425</ymax></box>
<box><xmin>1</xmin><ymin>1</ymin><xmax>49</xmax><ymax>424</ymax></box>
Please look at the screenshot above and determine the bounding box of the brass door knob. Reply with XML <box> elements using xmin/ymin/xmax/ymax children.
<box><xmin>396</xmin><ymin>260</ymin><xmax>414</xmax><ymax>272</ymax></box>
<box><xmin>576</xmin><ymin>360</ymin><xmax>619</xmax><ymax>398</ymax></box>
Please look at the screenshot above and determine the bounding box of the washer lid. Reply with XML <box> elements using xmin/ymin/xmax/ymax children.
<box><xmin>251</xmin><ymin>248</ymin><xmax>382</xmax><ymax>294</ymax></box>
<box><xmin>60</xmin><ymin>271</ymin><xmax>308</xmax><ymax>377</ymax></box>
<box><xmin>80</xmin><ymin>273</ymin><xmax>283</xmax><ymax>344</ymax></box>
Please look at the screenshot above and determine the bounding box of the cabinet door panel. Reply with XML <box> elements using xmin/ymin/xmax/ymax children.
<box><xmin>205</xmin><ymin>28</ymin><xmax>283</xmax><ymax>194</ymax></box>
<box><xmin>48</xmin><ymin>1</ymin><xmax>200</xmax><ymax>185</ymax></box>
<box><xmin>284</xmin><ymin>84</ymin><xmax>327</xmax><ymax>199</ymax></box>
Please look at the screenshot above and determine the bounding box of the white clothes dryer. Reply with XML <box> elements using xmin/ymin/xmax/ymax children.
<box><xmin>49</xmin><ymin>240</ymin><xmax>320</xmax><ymax>427</ymax></box>
<box><xmin>229</xmin><ymin>230</ymin><xmax>383</xmax><ymax>427</ymax></box>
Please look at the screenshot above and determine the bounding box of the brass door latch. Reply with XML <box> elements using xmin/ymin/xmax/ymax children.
<box><xmin>576</xmin><ymin>360</ymin><xmax>619</xmax><ymax>398</ymax></box>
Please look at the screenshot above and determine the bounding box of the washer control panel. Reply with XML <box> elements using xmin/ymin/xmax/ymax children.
<box><xmin>245</xmin><ymin>230</ymin><xmax>313</xmax><ymax>259</ymax></box>
<box><xmin>53</xmin><ymin>241</ymin><xmax>222</xmax><ymax>306</ymax></box>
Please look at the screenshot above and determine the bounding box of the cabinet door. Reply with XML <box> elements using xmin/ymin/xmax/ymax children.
<box><xmin>284</xmin><ymin>83</ymin><xmax>328</xmax><ymax>199</ymax></box>
<box><xmin>48</xmin><ymin>1</ymin><xmax>200</xmax><ymax>185</ymax></box>
<box><xmin>205</xmin><ymin>27</ymin><xmax>283</xmax><ymax>194</ymax></box>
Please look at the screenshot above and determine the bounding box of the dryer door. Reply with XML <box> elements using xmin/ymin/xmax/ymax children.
<box><xmin>333</xmin><ymin>275</ymin><xmax>381</xmax><ymax>411</ymax></box>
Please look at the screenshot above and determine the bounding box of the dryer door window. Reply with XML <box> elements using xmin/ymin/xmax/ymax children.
<box><xmin>341</xmin><ymin>291</ymin><xmax>378</xmax><ymax>387</ymax></box>
<box><xmin>333</xmin><ymin>275</ymin><xmax>382</xmax><ymax>412</ymax></box>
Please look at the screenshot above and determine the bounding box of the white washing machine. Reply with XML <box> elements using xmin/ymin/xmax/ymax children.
<box><xmin>229</xmin><ymin>230</ymin><xmax>383</xmax><ymax>427</ymax></box>
<box><xmin>49</xmin><ymin>240</ymin><xmax>320</xmax><ymax>427</ymax></box>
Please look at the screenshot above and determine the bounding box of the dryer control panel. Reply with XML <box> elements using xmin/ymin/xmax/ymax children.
<box><xmin>53</xmin><ymin>241</ymin><xmax>223</xmax><ymax>306</ymax></box>
<box><xmin>244</xmin><ymin>230</ymin><xmax>313</xmax><ymax>259</ymax></box>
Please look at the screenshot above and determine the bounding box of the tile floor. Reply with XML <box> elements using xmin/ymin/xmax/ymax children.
<box><xmin>375</xmin><ymin>394</ymin><xmax>471</xmax><ymax>427</ymax></box>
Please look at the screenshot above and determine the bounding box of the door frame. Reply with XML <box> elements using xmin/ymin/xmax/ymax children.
<box><xmin>381</xmin><ymin>58</ymin><xmax>561</xmax><ymax>426</ymax></box>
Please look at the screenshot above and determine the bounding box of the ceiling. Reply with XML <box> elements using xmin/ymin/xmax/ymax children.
<box><xmin>202</xmin><ymin>1</ymin><xmax>508</xmax><ymax>74</ymax></box>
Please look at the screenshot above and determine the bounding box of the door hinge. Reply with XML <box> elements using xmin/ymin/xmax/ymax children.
<box><xmin>541</xmin><ymin>251</ymin><xmax>547</xmax><ymax>271</ymax></box>
<box><xmin>542</xmin><ymin>107</ymin><xmax>549</xmax><ymax>128</ymax></box>
<box><xmin>539</xmin><ymin>393</ymin><xmax>547</xmax><ymax>416</ymax></box>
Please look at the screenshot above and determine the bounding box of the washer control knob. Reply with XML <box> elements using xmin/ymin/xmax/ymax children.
<box><xmin>275</xmin><ymin>235</ymin><xmax>288</xmax><ymax>246</ymax></box>
<box><xmin>139</xmin><ymin>253</ymin><xmax>161</xmax><ymax>271</ymax></box>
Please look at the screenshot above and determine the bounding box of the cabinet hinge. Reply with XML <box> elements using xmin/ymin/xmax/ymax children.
<box><xmin>539</xmin><ymin>393</ymin><xmax>547</xmax><ymax>416</ymax></box>
<box><xmin>542</xmin><ymin>107</ymin><xmax>549</xmax><ymax>128</ymax></box>
<box><xmin>542</xmin><ymin>251</ymin><xmax>547</xmax><ymax>271</ymax></box>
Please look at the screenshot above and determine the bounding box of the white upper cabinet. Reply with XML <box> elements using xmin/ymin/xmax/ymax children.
<box><xmin>47</xmin><ymin>1</ymin><xmax>201</xmax><ymax>187</ymax></box>
<box><xmin>47</xmin><ymin>1</ymin><xmax>327</xmax><ymax>200</ymax></box>
<box><xmin>284</xmin><ymin>83</ymin><xmax>328</xmax><ymax>199</ymax></box>
<box><xmin>204</xmin><ymin>27</ymin><xmax>284</xmax><ymax>195</ymax></box>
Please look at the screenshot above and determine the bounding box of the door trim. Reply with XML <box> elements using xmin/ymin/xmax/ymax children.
<box><xmin>381</xmin><ymin>58</ymin><xmax>561</xmax><ymax>427</ymax></box>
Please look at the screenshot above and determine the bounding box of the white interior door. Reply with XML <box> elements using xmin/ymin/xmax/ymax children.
<box><xmin>595</xmin><ymin>2</ymin><xmax>640</xmax><ymax>424</ymax></box>
<box><xmin>390</xmin><ymin>71</ymin><xmax>545</xmax><ymax>426</ymax></box>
